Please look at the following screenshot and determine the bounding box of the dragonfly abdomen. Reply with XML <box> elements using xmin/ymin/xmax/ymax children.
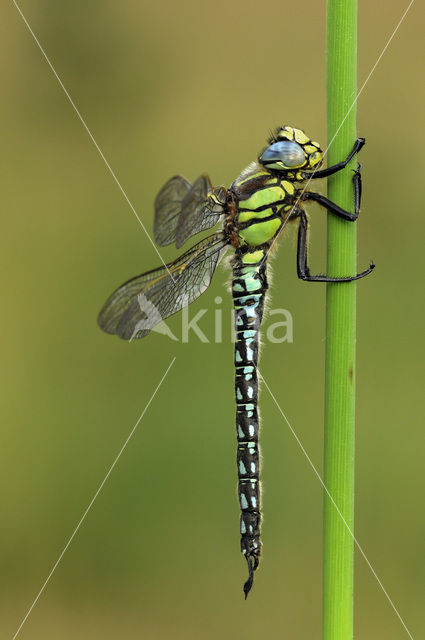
<box><xmin>232</xmin><ymin>248</ymin><xmax>268</xmax><ymax>597</ymax></box>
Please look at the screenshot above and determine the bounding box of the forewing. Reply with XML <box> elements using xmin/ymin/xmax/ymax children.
<box><xmin>98</xmin><ymin>233</ymin><xmax>228</xmax><ymax>340</ymax></box>
<box><xmin>175</xmin><ymin>175</ymin><xmax>226</xmax><ymax>249</ymax></box>
<box><xmin>153</xmin><ymin>175</ymin><xmax>192</xmax><ymax>246</ymax></box>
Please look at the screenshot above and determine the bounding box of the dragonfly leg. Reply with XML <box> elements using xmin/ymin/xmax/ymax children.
<box><xmin>296</xmin><ymin>209</ymin><xmax>375</xmax><ymax>282</ymax></box>
<box><xmin>303</xmin><ymin>137</ymin><xmax>365</xmax><ymax>180</ymax></box>
<box><xmin>353</xmin><ymin>162</ymin><xmax>362</xmax><ymax>211</ymax></box>
<box><xmin>302</xmin><ymin>162</ymin><xmax>362</xmax><ymax>221</ymax></box>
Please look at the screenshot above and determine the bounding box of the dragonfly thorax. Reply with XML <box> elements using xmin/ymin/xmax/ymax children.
<box><xmin>230</xmin><ymin>162</ymin><xmax>297</xmax><ymax>248</ymax></box>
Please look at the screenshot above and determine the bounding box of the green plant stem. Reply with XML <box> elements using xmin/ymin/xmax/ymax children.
<box><xmin>323</xmin><ymin>1</ymin><xmax>358</xmax><ymax>639</ymax></box>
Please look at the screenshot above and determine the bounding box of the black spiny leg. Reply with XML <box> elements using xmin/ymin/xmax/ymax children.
<box><xmin>299</xmin><ymin>162</ymin><xmax>374</xmax><ymax>279</ymax></box>
<box><xmin>302</xmin><ymin>162</ymin><xmax>363</xmax><ymax>221</ymax></box>
<box><xmin>354</xmin><ymin>162</ymin><xmax>362</xmax><ymax>211</ymax></box>
<box><xmin>296</xmin><ymin>209</ymin><xmax>374</xmax><ymax>282</ymax></box>
<box><xmin>301</xmin><ymin>137</ymin><xmax>365</xmax><ymax>180</ymax></box>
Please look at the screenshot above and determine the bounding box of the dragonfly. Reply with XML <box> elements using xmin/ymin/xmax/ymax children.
<box><xmin>98</xmin><ymin>126</ymin><xmax>374</xmax><ymax>597</ymax></box>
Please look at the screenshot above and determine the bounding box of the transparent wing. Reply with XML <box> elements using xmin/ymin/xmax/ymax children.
<box><xmin>98</xmin><ymin>233</ymin><xmax>228</xmax><ymax>340</ymax></box>
<box><xmin>153</xmin><ymin>175</ymin><xmax>192</xmax><ymax>246</ymax></box>
<box><xmin>175</xmin><ymin>175</ymin><xmax>226</xmax><ymax>249</ymax></box>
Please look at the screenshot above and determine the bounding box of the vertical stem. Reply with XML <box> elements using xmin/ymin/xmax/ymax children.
<box><xmin>324</xmin><ymin>1</ymin><xmax>358</xmax><ymax>639</ymax></box>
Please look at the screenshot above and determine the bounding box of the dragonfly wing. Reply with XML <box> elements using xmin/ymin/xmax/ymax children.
<box><xmin>175</xmin><ymin>175</ymin><xmax>226</xmax><ymax>249</ymax></box>
<box><xmin>98</xmin><ymin>233</ymin><xmax>228</xmax><ymax>340</ymax></box>
<box><xmin>153</xmin><ymin>175</ymin><xmax>192</xmax><ymax>246</ymax></box>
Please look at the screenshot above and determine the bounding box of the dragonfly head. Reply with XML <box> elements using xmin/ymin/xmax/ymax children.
<box><xmin>259</xmin><ymin>126</ymin><xmax>323</xmax><ymax>172</ymax></box>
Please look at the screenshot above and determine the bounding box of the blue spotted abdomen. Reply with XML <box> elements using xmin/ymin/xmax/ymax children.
<box><xmin>232</xmin><ymin>247</ymin><xmax>268</xmax><ymax>597</ymax></box>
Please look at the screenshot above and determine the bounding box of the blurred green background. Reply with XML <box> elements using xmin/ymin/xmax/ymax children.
<box><xmin>1</xmin><ymin>1</ymin><xmax>424</xmax><ymax>638</ymax></box>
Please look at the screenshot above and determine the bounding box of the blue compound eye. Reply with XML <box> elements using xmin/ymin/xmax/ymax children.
<box><xmin>260</xmin><ymin>141</ymin><xmax>306</xmax><ymax>168</ymax></box>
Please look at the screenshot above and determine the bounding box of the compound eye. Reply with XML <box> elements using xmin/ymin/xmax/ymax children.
<box><xmin>260</xmin><ymin>141</ymin><xmax>306</xmax><ymax>168</ymax></box>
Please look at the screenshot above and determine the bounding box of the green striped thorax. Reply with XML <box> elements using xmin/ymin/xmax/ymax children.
<box><xmin>230</xmin><ymin>126</ymin><xmax>323</xmax><ymax>249</ymax></box>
